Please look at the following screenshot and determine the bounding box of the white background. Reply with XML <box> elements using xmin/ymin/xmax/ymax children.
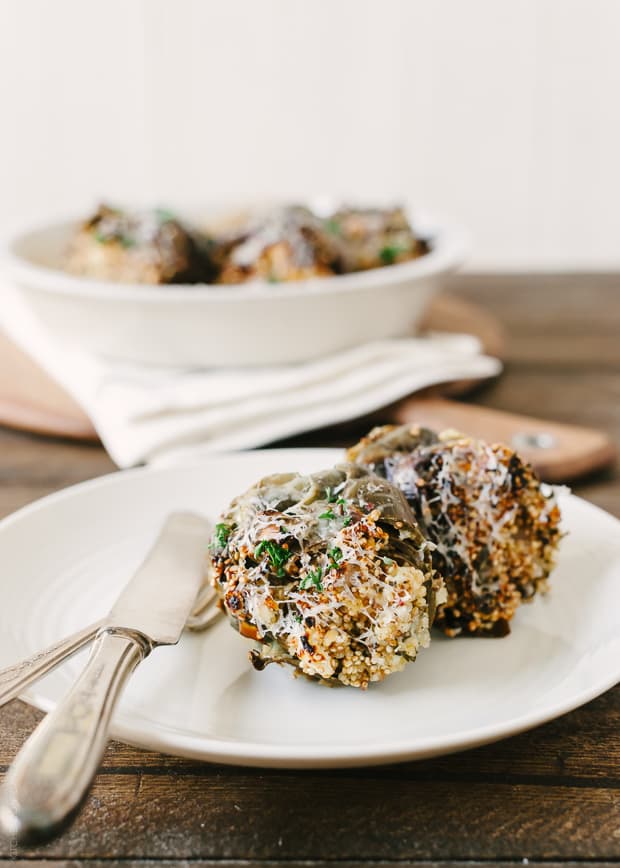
<box><xmin>1</xmin><ymin>0</ymin><xmax>619</xmax><ymax>271</ymax></box>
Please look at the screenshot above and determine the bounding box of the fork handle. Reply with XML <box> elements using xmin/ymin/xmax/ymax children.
<box><xmin>0</xmin><ymin>620</ymin><xmax>105</xmax><ymax>709</ymax></box>
<box><xmin>0</xmin><ymin>629</ymin><xmax>149</xmax><ymax>841</ymax></box>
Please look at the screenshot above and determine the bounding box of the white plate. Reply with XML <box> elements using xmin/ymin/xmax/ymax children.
<box><xmin>0</xmin><ymin>449</ymin><xmax>619</xmax><ymax>768</ymax></box>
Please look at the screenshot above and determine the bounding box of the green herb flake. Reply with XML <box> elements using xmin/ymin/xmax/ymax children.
<box><xmin>155</xmin><ymin>207</ymin><xmax>176</xmax><ymax>223</ymax></box>
<box><xmin>210</xmin><ymin>523</ymin><xmax>233</xmax><ymax>549</ymax></box>
<box><xmin>328</xmin><ymin>546</ymin><xmax>343</xmax><ymax>568</ymax></box>
<box><xmin>119</xmin><ymin>235</ymin><xmax>136</xmax><ymax>249</ymax></box>
<box><xmin>379</xmin><ymin>244</ymin><xmax>407</xmax><ymax>265</ymax></box>
<box><xmin>325</xmin><ymin>487</ymin><xmax>338</xmax><ymax>503</ymax></box>
<box><xmin>319</xmin><ymin>509</ymin><xmax>336</xmax><ymax>521</ymax></box>
<box><xmin>254</xmin><ymin>539</ymin><xmax>291</xmax><ymax>576</ymax></box>
<box><xmin>300</xmin><ymin>567</ymin><xmax>323</xmax><ymax>591</ymax></box>
<box><xmin>342</xmin><ymin>515</ymin><xmax>353</xmax><ymax>527</ymax></box>
<box><xmin>94</xmin><ymin>230</ymin><xmax>109</xmax><ymax>244</ymax></box>
<box><xmin>324</xmin><ymin>218</ymin><xmax>341</xmax><ymax>235</ymax></box>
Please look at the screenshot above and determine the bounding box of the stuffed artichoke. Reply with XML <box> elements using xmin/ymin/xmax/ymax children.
<box><xmin>210</xmin><ymin>464</ymin><xmax>444</xmax><ymax>688</ymax></box>
<box><xmin>214</xmin><ymin>204</ymin><xmax>428</xmax><ymax>283</ymax></box>
<box><xmin>215</xmin><ymin>205</ymin><xmax>339</xmax><ymax>284</ymax></box>
<box><xmin>347</xmin><ymin>425</ymin><xmax>562</xmax><ymax>637</ymax></box>
<box><xmin>65</xmin><ymin>204</ymin><xmax>215</xmax><ymax>284</ymax></box>
<box><xmin>325</xmin><ymin>206</ymin><xmax>428</xmax><ymax>272</ymax></box>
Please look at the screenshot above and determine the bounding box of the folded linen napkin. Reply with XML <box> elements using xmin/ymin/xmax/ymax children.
<box><xmin>1</xmin><ymin>286</ymin><xmax>502</xmax><ymax>468</ymax></box>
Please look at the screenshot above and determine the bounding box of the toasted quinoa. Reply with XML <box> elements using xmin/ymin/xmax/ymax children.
<box><xmin>210</xmin><ymin>464</ymin><xmax>444</xmax><ymax>688</ymax></box>
<box><xmin>65</xmin><ymin>204</ymin><xmax>215</xmax><ymax>284</ymax></box>
<box><xmin>347</xmin><ymin>425</ymin><xmax>562</xmax><ymax>637</ymax></box>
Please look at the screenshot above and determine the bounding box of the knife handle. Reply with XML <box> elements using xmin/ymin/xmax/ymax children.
<box><xmin>0</xmin><ymin>628</ymin><xmax>149</xmax><ymax>842</ymax></box>
<box><xmin>0</xmin><ymin>620</ymin><xmax>105</xmax><ymax>710</ymax></box>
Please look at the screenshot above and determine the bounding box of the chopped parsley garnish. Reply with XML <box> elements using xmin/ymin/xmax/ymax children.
<box><xmin>324</xmin><ymin>218</ymin><xmax>341</xmax><ymax>235</ymax></box>
<box><xmin>94</xmin><ymin>229</ymin><xmax>135</xmax><ymax>248</ymax></box>
<box><xmin>328</xmin><ymin>546</ymin><xmax>343</xmax><ymax>568</ymax></box>
<box><xmin>319</xmin><ymin>509</ymin><xmax>336</xmax><ymax>521</ymax></box>
<box><xmin>379</xmin><ymin>244</ymin><xmax>407</xmax><ymax>265</ymax></box>
<box><xmin>210</xmin><ymin>523</ymin><xmax>233</xmax><ymax>549</ymax></box>
<box><xmin>300</xmin><ymin>567</ymin><xmax>323</xmax><ymax>591</ymax></box>
<box><xmin>267</xmin><ymin>274</ymin><xmax>281</xmax><ymax>283</ymax></box>
<box><xmin>254</xmin><ymin>540</ymin><xmax>291</xmax><ymax>576</ymax></box>
<box><xmin>321</xmin><ymin>496</ymin><xmax>351</xmax><ymax>525</ymax></box>
<box><xmin>324</xmin><ymin>486</ymin><xmax>337</xmax><ymax>503</ymax></box>
<box><xmin>155</xmin><ymin>207</ymin><xmax>176</xmax><ymax>223</ymax></box>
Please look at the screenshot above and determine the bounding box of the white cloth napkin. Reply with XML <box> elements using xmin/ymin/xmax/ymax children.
<box><xmin>1</xmin><ymin>286</ymin><xmax>502</xmax><ymax>468</ymax></box>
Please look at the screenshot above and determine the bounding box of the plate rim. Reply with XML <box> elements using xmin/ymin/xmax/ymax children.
<box><xmin>2</xmin><ymin>449</ymin><xmax>619</xmax><ymax>768</ymax></box>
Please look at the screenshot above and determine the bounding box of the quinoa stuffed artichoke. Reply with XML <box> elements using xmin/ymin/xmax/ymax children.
<box><xmin>325</xmin><ymin>206</ymin><xmax>428</xmax><ymax>272</ymax></box>
<box><xmin>210</xmin><ymin>464</ymin><xmax>444</xmax><ymax>688</ymax></box>
<box><xmin>65</xmin><ymin>204</ymin><xmax>214</xmax><ymax>284</ymax></box>
<box><xmin>347</xmin><ymin>425</ymin><xmax>562</xmax><ymax>637</ymax></box>
<box><xmin>215</xmin><ymin>205</ymin><xmax>339</xmax><ymax>284</ymax></box>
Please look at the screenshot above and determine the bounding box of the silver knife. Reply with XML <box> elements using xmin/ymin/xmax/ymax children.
<box><xmin>0</xmin><ymin>511</ymin><xmax>210</xmax><ymax>842</ymax></box>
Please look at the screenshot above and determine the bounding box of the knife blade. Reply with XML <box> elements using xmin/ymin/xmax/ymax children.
<box><xmin>0</xmin><ymin>511</ymin><xmax>210</xmax><ymax>843</ymax></box>
<box><xmin>108</xmin><ymin>511</ymin><xmax>212</xmax><ymax>645</ymax></box>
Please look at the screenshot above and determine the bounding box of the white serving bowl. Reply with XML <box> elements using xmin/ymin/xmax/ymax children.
<box><xmin>3</xmin><ymin>210</ymin><xmax>467</xmax><ymax>367</ymax></box>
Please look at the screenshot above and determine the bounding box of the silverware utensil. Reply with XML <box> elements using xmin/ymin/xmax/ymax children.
<box><xmin>0</xmin><ymin>511</ymin><xmax>211</xmax><ymax>843</ymax></box>
<box><xmin>0</xmin><ymin>564</ymin><xmax>221</xmax><ymax>713</ymax></box>
<box><xmin>185</xmin><ymin>583</ymin><xmax>221</xmax><ymax>631</ymax></box>
<box><xmin>0</xmin><ymin>619</ymin><xmax>106</xmax><ymax>710</ymax></box>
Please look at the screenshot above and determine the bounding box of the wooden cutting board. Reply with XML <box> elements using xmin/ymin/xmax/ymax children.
<box><xmin>0</xmin><ymin>293</ymin><xmax>615</xmax><ymax>481</ymax></box>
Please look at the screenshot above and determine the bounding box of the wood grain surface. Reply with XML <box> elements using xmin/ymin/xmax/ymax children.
<box><xmin>0</xmin><ymin>273</ymin><xmax>618</xmax><ymax>867</ymax></box>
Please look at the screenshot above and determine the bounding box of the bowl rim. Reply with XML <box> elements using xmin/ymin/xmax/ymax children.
<box><xmin>2</xmin><ymin>212</ymin><xmax>468</xmax><ymax>303</ymax></box>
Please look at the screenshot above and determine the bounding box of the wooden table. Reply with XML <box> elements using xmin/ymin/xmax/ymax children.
<box><xmin>0</xmin><ymin>274</ymin><xmax>618</xmax><ymax>867</ymax></box>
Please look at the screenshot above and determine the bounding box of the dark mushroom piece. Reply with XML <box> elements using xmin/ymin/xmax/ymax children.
<box><xmin>347</xmin><ymin>425</ymin><xmax>562</xmax><ymax>638</ymax></box>
<box><xmin>210</xmin><ymin>464</ymin><xmax>443</xmax><ymax>688</ymax></box>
